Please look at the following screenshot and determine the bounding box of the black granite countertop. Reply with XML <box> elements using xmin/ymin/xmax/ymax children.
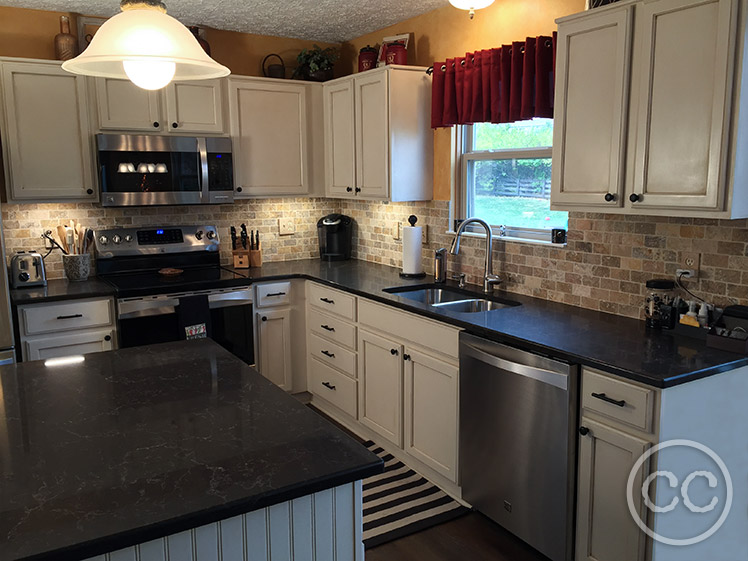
<box><xmin>0</xmin><ymin>339</ymin><xmax>382</xmax><ymax>561</ymax></box>
<box><xmin>10</xmin><ymin>277</ymin><xmax>116</xmax><ymax>305</ymax></box>
<box><xmin>12</xmin><ymin>259</ymin><xmax>748</xmax><ymax>388</ymax></box>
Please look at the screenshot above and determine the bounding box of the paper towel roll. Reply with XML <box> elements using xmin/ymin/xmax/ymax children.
<box><xmin>402</xmin><ymin>226</ymin><xmax>423</xmax><ymax>275</ymax></box>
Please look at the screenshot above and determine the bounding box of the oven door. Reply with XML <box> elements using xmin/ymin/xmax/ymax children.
<box><xmin>117</xmin><ymin>288</ymin><xmax>254</xmax><ymax>365</ymax></box>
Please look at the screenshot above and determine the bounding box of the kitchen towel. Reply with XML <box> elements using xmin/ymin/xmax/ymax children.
<box><xmin>401</xmin><ymin>226</ymin><xmax>423</xmax><ymax>276</ymax></box>
<box><xmin>177</xmin><ymin>295</ymin><xmax>212</xmax><ymax>340</ymax></box>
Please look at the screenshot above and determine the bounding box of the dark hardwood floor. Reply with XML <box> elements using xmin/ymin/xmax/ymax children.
<box><xmin>366</xmin><ymin>511</ymin><xmax>551</xmax><ymax>561</ymax></box>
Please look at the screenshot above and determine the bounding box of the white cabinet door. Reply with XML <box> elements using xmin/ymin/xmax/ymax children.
<box><xmin>323</xmin><ymin>80</ymin><xmax>356</xmax><ymax>198</ymax></box>
<box><xmin>24</xmin><ymin>329</ymin><xmax>115</xmax><ymax>361</ymax></box>
<box><xmin>95</xmin><ymin>77</ymin><xmax>162</xmax><ymax>132</ymax></box>
<box><xmin>229</xmin><ymin>79</ymin><xmax>308</xmax><ymax>197</ymax></box>
<box><xmin>1</xmin><ymin>62</ymin><xmax>96</xmax><ymax>201</ymax></box>
<box><xmin>256</xmin><ymin>309</ymin><xmax>292</xmax><ymax>391</ymax></box>
<box><xmin>354</xmin><ymin>72</ymin><xmax>389</xmax><ymax>199</ymax></box>
<box><xmin>576</xmin><ymin>419</ymin><xmax>650</xmax><ymax>561</ymax></box>
<box><xmin>630</xmin><ymin>0</ymin><xmax>735</xmax><ymax>210</ymax></box>
<box><xmin>358</xmin><ymin>329</ymin><xmax>402</xmax><ymax>446</ymax></box>
<box><xmin>551</xmin><ymin>7</ymin><xmax>632</xmax><ymax>209</ymax></box>
<box><xmin>404</xmin><ymin>347</ymin><xmax>458</xmax><ymax>482</ymax></box>
<box><xmin>165</xmin><ymin>79</ymin><xmax>226</xmax><ymax>134</ymax></box>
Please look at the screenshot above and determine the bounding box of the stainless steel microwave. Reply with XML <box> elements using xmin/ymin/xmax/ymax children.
<box><xmin>96</xmin><ymin>134</ymin><xmax>234</xmax><ymax>207</ymax></box>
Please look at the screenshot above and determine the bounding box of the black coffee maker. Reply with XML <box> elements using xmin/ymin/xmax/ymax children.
<box><xmin>318</xmin><ymin>214</ymin><xmax>353</xmax><ymax>261</ymax></box>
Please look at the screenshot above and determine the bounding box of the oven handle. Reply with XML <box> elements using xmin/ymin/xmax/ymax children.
<box><xmin>208</xmin><ymin>292</ymin><xmax>253</xmax><ymax>309</ymax></box>
<box><xmin>118</xmin><ymin>290</ymin><xmax>252</xmax><ymax>319</ymax></box>
<box><xmin>119</xmin><ymin>304</ymin><xmax>178</xmax><ymax>320</ymax></box>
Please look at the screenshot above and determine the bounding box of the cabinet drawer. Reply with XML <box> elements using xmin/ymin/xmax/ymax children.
<box><xmin>256</xmin><ymin>282</ymin><xmax>291</xmax><ymax>308</ymax></box>
<box><xmin>308</xmin><ymin>283</ymin><xmax>356</xmax><ymax>321</ymax></box>
<box><xmin>21</xmin><ymin>298</ymin><xmax>113</xmax><ymax>336</ymax></box>
<box><xmin>309</xmin><ymin>333</ymin><xmax>357</xmax><ymax>378</ymax></box>
<box><xmin>309</xmin><ymin>308</ymin><xmax>356</xmax><ymax>349</ymax></box>
<box><xmin>358</xmin><ymin>299</ymin><xmax>459</xmax><ymax>360</ymax></box>
<box><xmin>582</xmin><ymin>369</ymin><xmax>656</xmax><ymax>432</ymax></box>
<box><xmin>309</xmin><ymin>358</ymin><xmax>357</xmax><ymax>418</ymax></box>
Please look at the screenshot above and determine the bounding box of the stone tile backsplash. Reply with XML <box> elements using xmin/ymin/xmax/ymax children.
<box><xmin>4</xmin><ymin>195</ymin><xmax>748</xmax><ymax>321</ymax></box>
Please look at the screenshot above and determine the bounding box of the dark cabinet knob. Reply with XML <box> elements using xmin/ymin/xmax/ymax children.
<box><xmin>86</xmin><ymin>188</ymin><xmax>94</xmax><ymax>195</ymax></box>
<box><xmin>579</xmin><ymin>426</ymin><xmax>590</xmax><ymax>436</ymax></box>
<box><xmin>604</xmin><ymin>193</ymin><xmax>615</xmax><ymax>202</ymax></box>
<box><xmin>153</xmin><ymin>122</ymin><xmax>160</xmax><ymax>128</ymax></box>
<box><xmin>172</xmin><ymin>122</ymin><xmax>179</xmax><ymax>129</ymax></box>
<box><xmin>629</xmin><ymin>193</ymin><xmax>641</xmax><ymax>203</ymax></box>
<box><xmin>346</xmin><ymin>187</ymin><xmax>353</xmax><ymax>192</ymax></box>
<box><xmin>236</xmin><ymin>187</ymin><xmax>243</xmax><ymax>193</ymax></box>
<box><xmin>355</xmin><ymin>187</ymin><xmax>362</xmax><ymax>193</ymax></box>
<box><xmin>390</xmin><ymin>348</ymin><xmax>399</xmax><ymax>356</ymax></box>
<box><xmin>261</xmin><ymin>316</ymin><xmax>267</xmax><ymax>322</ymax></box>
<box><xmin>403</xmin><ymin>354</ymin><xmax>411</xmax><ymax>361</ymax></box>
<box><xmin>104</xmin><ymin>335</ymin><xmax>112</xmax><ymax>342</ymax></box>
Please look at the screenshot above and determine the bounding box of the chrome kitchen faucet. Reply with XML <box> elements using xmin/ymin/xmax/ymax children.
<box><xmin>449</xmin><ymin>218</ymin><xmax>502</xmax><ymax>293</ymax></box>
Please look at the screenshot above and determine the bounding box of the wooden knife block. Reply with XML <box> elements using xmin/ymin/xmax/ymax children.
<box><xmin>232</xmin><ymin>249</ymin><xmax>250</xmax><ymax>269</ymax></box>
<box><xmin>250</xmin><ymin>243</ymin><xmax>263</xmax><ymax>268</ymax></box>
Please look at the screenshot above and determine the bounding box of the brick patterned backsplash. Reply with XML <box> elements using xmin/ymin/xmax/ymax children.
<box><xmin>339</xmin><ymin>199</ymin><xmax>748</xmax><ymax>320</ymax></box>
<box><xmin>4</xmin><ymin>196</ymin><xmax>748</xmax><ymax>321</ymax></box>
<box><xmin>1</xmin><ymin>198</ymin><xmax>338</xmax><ymax>280</ymax></box>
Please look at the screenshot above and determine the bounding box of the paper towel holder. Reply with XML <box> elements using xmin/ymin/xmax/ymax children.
<box><xmin>400</xmin><ymin>215</ymin><xmax>427</xmax><ymax>279</ymax></box>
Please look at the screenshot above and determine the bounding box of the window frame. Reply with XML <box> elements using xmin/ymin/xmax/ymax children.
<box><xmin>452</xmin><ymin>122</ymin><xmax>562</xmax><ymax>244</ymax></box>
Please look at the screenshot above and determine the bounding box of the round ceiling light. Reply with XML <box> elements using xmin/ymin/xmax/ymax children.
<box><xmin>62</xmin><ymin>0</ymin><xmax>230</xmax><ymax>90</ymax></box>
<box><xmin>448</xmin><ymin>0</ymin><xmax>496</xmax><ymax>19</ymax></box>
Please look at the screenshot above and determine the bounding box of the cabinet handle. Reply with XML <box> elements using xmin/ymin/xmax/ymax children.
<box><xmin>320</xmin><ymin>297</ymin><xmax>335</xmax><ymax>304</ymax></box>
<box><xmin>153</xmin><ymin>121</ymin><xmax>160</xmax><ymax>128</ymax></box>
<box><xmin>86</xmin><ymin>189</ymin><xmax>94</xmax><ymax>195</ymax></box>
<box><xmin>261</xmin><ymin>316</ymin><xmax>268</xmax><ymax>322</ymax></box>
<box><xmin>266</xmin><ymin>292</ymin><xmax>286</xmax><ymax>297</ymax></box>
<box><xmin>346</xmin><ymin>187</ymin><xmax>353</xmax><ymax>192</ymax></box>
<box><xmin>57</xmin><ymin>314</ymin><xmax>83</xmax><ymax>320</ymax></box>
<box><xmin>604</xmin><ymin>193</ymin><xmax>615</xmax><ymax>202</ymax></box>
<box><xmin>390</xmin><ymin>348</ymin><xmax>399</xmax><ymax>356</ymax></box>
<box><xmin>236</xmin><ymin>187</ymin><xmax>243</xmax><ymax>193</ymax></box>
<box><xmin>629</xmin><ymin>193</ymin><xmax>641</xmax><ymax>203</ymax></box>
<box><xmin>355</xmin><ymin>187</ymin><xmax>361</xmax><ymax>193</ymax></box>
<box><xmin>579</xmin><ymin>426</ymin><xmax>590</xmax><ymax>436</ymax></box>
<box><xmin>172</xmin><ymin>122</ymin><xmax>179</xmax><ymax>129</ymax></box>
<box><xmin>591</xmin><ymin>392</ymin><xmax>626</xmax><ymax>408</ymax></box>
<box><xmin>403</xmin><ymin>353</ymin><xmax>411</xmax><ymax>361</ymax></box>
<box><xmin>321</xmin><ymin>350</ymin><xmax>335</xmax><ymax>358</ymax></box>
<box><xmin>321</xmin><ymin>325</ymin><xmax>335</xmax><ymax>332</ymax></box>
<box><xmin>322</xmin><ymin>381</ymin><xmax>336</xmax><ymax>391</ymax></box>
<box><xmin>104</xmin><ymin>335</ymin><xmax>112</xmax><ymax>342</ymax></box>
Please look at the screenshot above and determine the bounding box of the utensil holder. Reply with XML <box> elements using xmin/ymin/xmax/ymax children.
<box><xmin>250</xmin><ymin>244</ymin><xmax>263</xmax><ymax>268</ymax></box>
<box><xmin>232</xmin><ymin>249</ymin><xmax>250</xmax><ymax>269</ymax></box>
<box><xmin>63</xmin><ymin>254</ymin><xmax>91</xmax><ymax>282</ymax></box>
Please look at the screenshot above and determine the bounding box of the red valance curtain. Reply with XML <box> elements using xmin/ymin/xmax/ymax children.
<box><xmin>430</xmin><ymin>33</ymin><xmax>557</xmax><ymax>129</ymax></box>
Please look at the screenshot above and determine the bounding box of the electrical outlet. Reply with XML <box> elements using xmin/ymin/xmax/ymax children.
<box><xmin>42</xmin><ymin>231</ymin><xmax>53</xmax><ymax>249</ymax></box>
<box><xmin>421</xmin><ymin>225</ymin><xmax>428</xmax><ymax>244</ymax></box>
<box><xmin>278</xmin><ymin>217</ymin><xmax>295</xmax><ymax>236</ymax></box>
<box><xmin>392</xmin><ymin>222</ymin><xmax>401</xmax><ymax>240</ymax></box>
<box><xmin>680</xmin><ymin>252</ymin><xmax>701</xmax><ymax>279</ymax></box>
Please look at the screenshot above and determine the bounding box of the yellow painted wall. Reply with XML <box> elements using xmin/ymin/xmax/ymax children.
<box><xmin>0</xmin><ymin>6</ymin><xmax>338</xmax><ymax>77</ymax></box>
<box><xmin>342</xmin><ymin>0</ymin><xmax>585</xmax><ymax>200</ymax></box>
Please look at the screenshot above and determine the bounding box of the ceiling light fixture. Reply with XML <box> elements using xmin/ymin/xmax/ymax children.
<box><xmin>448</xmin><ymin>0</ymin><xmax>495</xmax><ymax>19</ymax></box>
<box><xmin>62</xmin><ymin>0</ymin><xmax>230</xmax><ymax>90</ymax></box>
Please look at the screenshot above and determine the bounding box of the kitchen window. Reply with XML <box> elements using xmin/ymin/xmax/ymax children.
<box><xmin>455</xmin><ymin>118</ymin><xmax>568</xmax><ymax>243</ymax></box>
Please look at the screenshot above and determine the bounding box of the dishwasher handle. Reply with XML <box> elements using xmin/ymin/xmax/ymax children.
<box><xmin>461</xmin><ymin>342</ymin><xmax>569</xmax><ymax>391</ymax></box>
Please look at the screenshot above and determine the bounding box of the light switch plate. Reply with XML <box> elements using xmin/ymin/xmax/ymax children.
<box><xmin>392</xmin><ymin>222</ymin><xmax>401</xmax><ymax>240</ymax></box>
<box><xmin>421</xmin><ymin>225</ymin><xmax>428</xmax><ymax>244</ymax></box>
<box><xmin>278</xmin><ymin>217</ymin><xmax>295</xmax><ymax>236</ymax></box>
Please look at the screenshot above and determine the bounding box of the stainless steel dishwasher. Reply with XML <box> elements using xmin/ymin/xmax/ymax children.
<box><xmin>459</xmin><ymin>332</ymin><xmax>578</xmax><ymax>561</ymax></box>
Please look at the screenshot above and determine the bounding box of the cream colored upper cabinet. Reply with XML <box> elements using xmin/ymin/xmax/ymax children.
<box><xmin>323</xmin><ymin>80</ymin><xmax>356</xmax><ymax>197</ymax></box>
<box><xmin>323</xmin><ymin>66</ymin><xmax>433</xmax><ymax>202</ymax></box>
<box><xmin>551</xmin><ymin>7</ymin><xmax>632</xmax><ymax>209</ymax></box>
<box><xmin>95</xmin><ymin>77</ymin><xmax>163</xmax><ymax>132</ymax></box>
<box><xmin>229</xmin><ymin>78</ymin><xmax>309</xmax><ymax>197</ymax></box>
<box><xmin>630</xmin><ymin>0</ymin><xmax>735</xmax><ymax>211</ymax></box>
<box><xmin>96</xmin><ymin>77</ymin><xmax>226</xmax><ymax>134</ymax></box>
<box><xmin>0</xmin><ymin>61</ymin><xmax>96</xmax><ymax>201</ymax></box>
<box><xmin>164</xmin><ymin>79</ymin><xmax>226</xmax><ymax>134</ymax></box>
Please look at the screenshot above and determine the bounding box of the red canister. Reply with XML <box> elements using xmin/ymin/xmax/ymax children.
<box><xmin>358</xmin><ymin>45</ymin><xmax>378</xmax><ymax>72</ymax></box>
<box><xmin>385</xmin><ymin>42</ymin><xmax>407</xmax><ymax>66</ymax></box>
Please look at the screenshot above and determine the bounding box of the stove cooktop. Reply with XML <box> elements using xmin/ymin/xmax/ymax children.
<box><xmin>100</xmin><ymin>267</ymin><xmax>249</xmax><ymax>298</ymax></box>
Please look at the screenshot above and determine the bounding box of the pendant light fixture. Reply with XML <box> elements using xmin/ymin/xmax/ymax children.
<box><xmin>62</xmin><ymin>0</ymin><xmax>230</xmax><ymax>90</ymax></box>
<box><xmin>448</xmin><ymin>0</ymin><xmax>495</xmax><ymax>19</ymax></box>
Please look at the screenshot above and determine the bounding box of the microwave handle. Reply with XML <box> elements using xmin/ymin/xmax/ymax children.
<box><xmin>198</xmin><ymin>137</ymin><xmax>209</xmax><ymax>202</ymax></box>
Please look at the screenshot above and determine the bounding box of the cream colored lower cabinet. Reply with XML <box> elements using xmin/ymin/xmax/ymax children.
<box><xmin>24</xmin><ymin>328</ymin><xmax>115</xmax><ymax>361</ymax></box>
<box><xmin>358</xmin><ymin>329</ymin><xmax>403</xmax><ymax>447</ymax></box>
<box><xmin>404</xmin><ymin>347</ymin><xmax>459</xmax><ymax>482</ymax></box>
<box><xmin>255</xmin><ymin>309</ymin><xmax>292</xmax><ymax>391</ymax></box>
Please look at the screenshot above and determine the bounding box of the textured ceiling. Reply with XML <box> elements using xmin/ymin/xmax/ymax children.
<box><xmin>1</xmin><ymin>0</ymin><xmax>451</xmax><ymax>42</ymax></box>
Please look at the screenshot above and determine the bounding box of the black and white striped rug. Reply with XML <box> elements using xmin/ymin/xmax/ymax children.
<box><xmin>362</xmin><ymin>440</ymin><xmax>470</xmax><ymax>549</ymax></box>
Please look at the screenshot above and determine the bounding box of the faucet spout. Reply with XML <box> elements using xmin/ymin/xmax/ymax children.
<box><xmin>450</xmin><ymin>218</ymin><xmax>501</xmax><ymax>293</ymax></box>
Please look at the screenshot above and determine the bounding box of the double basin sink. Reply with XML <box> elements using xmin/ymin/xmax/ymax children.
<box><xmin>383</xmin><ymin>284</ymin><xmax>521</xmax><ymax>314</ymax></box>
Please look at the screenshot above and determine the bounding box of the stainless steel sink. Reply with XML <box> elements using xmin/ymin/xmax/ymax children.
<box><xmin>383</xmin><ymin>284</ymin><xmax>520</xmax><ymax>313</ymax></box>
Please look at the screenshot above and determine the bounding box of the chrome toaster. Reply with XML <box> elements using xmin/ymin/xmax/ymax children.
<box><xmin>9</xmin><ymin>251</ymin><xmax>47</xmax><ymax>289</ymax></box>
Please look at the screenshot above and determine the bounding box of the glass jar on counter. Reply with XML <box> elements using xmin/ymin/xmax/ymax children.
<box><xmin>645</xmin><ymin>279</ymin><xmax>676</xmax><ymax>328</ymax></box>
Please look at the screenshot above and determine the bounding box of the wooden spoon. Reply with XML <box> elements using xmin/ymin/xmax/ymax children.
<box><xmin>57</xmin><ymin>225</ymin><xmax>69</xmax><ymax>254</ymax></box>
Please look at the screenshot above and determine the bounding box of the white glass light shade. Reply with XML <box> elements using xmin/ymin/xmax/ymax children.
<box><xmin>449</xmin><ymin>0</ymin><xmax>495</xmax><ymax>9</ymax></box>
<box><xmin>61</xmin><ymin>8</ymin><xmax>229</xmax><ymax>89</ymax></box>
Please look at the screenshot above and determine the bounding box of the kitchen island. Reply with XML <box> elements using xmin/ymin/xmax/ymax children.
<box><xmin>0</xmin><ymin>339</ymin><xmax>382</xmax><ymax>561</ymax></box>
